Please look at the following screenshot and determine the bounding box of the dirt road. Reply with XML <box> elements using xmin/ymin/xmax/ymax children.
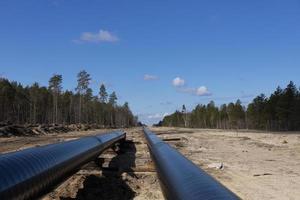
<box><xmin>1</xmin><ymin>127</ymin><xmax>299</xmax><ymax>199</ymax></box>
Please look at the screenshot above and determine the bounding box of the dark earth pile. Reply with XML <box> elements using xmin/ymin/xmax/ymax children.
<box><xmin>0</xmin><ymin>123</ymin><xmax>100</xmax><ymax>137</ymax></box>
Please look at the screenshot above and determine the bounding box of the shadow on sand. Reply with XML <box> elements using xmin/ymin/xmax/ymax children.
<box><xmin>61</xmin><ymin>140</ymin><xmax>137</xmax><ymax>200</ymax></box>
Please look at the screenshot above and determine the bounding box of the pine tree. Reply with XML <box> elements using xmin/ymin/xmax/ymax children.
<box><xmin>49</xmin><ymin>74</ymin><xmax>62</xmax><ymax>124</ymax></box>
<box><xmin>76</xmin><ymin>70</ymin><xmax>91</xmax><ymax>123</ymax></box>
<box><xmin>182</xmin><ymin>104</ymin><xmax>188</xmax><ymax>127</ymax></box>
<box><xmin>109</xmin><ymin>91</ymin><xmax>118</xmax><ymax>106</ymax></box>
<box><xmin>99</xmin><ymin>84</ymin><xmax>108</xmax><ymax>103</ymax></box>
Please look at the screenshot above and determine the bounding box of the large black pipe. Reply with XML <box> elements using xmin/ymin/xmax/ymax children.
<box><xmin>143</xmin><ymin>128</ymin><xmax>239</xmax><ymax>200</ymax></box>
<box><xmin>0</xmin><ymin>131</ymin><xmax>125</xmax><ymax>200</ymax></box>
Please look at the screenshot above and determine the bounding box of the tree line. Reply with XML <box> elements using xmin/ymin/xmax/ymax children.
<box><xmin>157</xmin><ymin>81</ymin><xmax>300</xmax><ymax>131</ymax></box>
<box><xmin>0</xmin><ymin>70</ymin><xmax>137</xmax><ymax>128</ymax></box>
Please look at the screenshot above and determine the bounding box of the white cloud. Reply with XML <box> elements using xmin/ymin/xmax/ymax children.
<box><xmin>163</xmin><ymin>112</ymin><xmax>169</xmax><ymax>117</ymax></box>
<box><xmin>178</xmin><ymin>86</ymin><xmax>211</xmax><ymax>96</ymax></box>
<box><xmin>196</xmin><ymin>86</ymin><xmax>210</xmax><ymax>96</ymax></box>
<box><xmin>74</xmin><ymin>29</ymin><xmax>119</xmax><ymax>43</ymax></box>
<box><xmin>172</xmin><ymin>77</ymin><xmax>185</xmax><ymax>87</ymax></box>
<box><xmin>137</xmin><ymin>112</ymin><xmax>169</xmax><ymax>125</ymax></box>
<box><xmin>148</xmin><ymin>113</ymin><xmax>169</xmax><ymax>119</ymax></box>
<box><xmin>144</xmin><ymin>74</ymin><xmax>158</xmax><ymax>81</ymax></box>
<box><xmin>172</xmin><ymin>77</ymin><xmax>211</xmax><ymax>96</ymax></box>
<box><xmin>148</xmin><ymin>114</ymin><xmax>161</xmax><ymax>119</ymax></box>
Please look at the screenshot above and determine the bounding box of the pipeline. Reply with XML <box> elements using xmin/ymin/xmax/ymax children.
<box><xmin>143</xmin><ymin>128</ymin><xmax>239</xmax><ymax>200</ymax></box>
<box><xmin>0</xmin><ymin>131</ymin><xmax>125</xmax><ymax>200</ymax></box>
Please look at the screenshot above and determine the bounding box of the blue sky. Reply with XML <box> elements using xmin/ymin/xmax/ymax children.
<box><xmin>0</xmin><ymin>0</ymin><xmax>300</xmax><ymax>124</ymax></box>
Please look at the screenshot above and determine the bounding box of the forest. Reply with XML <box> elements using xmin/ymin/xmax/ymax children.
<box><xmin>157</xmin><ymin>81</ymin><xmax>300</xmax><ymax>131</ymax></box>
<box><xmin>0</xmin><ymin>70</ymin><xmax>137</xmax><ymax>128</ymax></box>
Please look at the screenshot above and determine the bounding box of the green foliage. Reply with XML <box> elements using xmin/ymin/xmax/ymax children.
<box><xmin>76</xmin><ymin>70</ymin><xmax>91</xmax><ymax>95</ymax></box>
<box><xmin>49</xmin><ymin>74</ymin><xmax>63</xmax><ymax>123</ymax></box>
<box><xmin>159</xmin><ymin>81</ymin><xmax>300</xmax><ymax>131</ymax></box>
<box><xmin>49</xmin><ymin>74</ymin><xmax>62</xmax><ymax>94</ymax></box>
<box><xmin>99</xmin><ymin>84</ymin><xmax>108</xmax><ymax>103</ymax></box>
<box><xmin>0</xmin><ymin>72</ymin><xmax>137</xmax><ymax>128</ymax></box>
<box><xmin>109</xmin><ymin>91</ymin><xmax>118</xmax><ymax>106</ymax></box>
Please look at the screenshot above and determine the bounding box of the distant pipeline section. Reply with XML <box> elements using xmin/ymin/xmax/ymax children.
<box><xmin>0</xmin><ymin>131</ymin><xmax>125</xmax><ymax>200</ymax></box>
<box><xmin>143</xmin><ymin>128</ymin><xmax>239</xmax><ymax>200</ymax></box>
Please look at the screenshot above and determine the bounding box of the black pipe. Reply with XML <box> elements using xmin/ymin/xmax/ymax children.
<box><xmin>143</xmin><ymin>128</ymin><xmax>239</xmax><ymax>200</ymax></box>
<box><xmin>0</xmin><ymin>131</ymin><xmax>125</xmax><ymax>200</ymax></box>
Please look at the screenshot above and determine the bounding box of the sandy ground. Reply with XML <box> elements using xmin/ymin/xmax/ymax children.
<box><xmin>151</xmin><ymin>127</ymin><xmax>300</xmax><ymax>200</ymax></box>
<box><xmin>1</xmin><ymin>127</ymin><xmax>300</xmax><ymax>199</ymax></box>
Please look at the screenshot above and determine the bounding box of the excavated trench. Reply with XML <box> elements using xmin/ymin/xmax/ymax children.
<box><xmin>42</xmin><ymin>128</ymin><xmax>164</xmax><ymax>200</ymax></box>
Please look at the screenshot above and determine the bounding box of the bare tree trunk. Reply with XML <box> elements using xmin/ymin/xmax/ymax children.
<box><xmin>79</xmin><ymin>95</ymin><xmax>82</xmax><ymax>124</ymax></box>
<box><xmin>33</xmin><ymin>102</ymin><xmax>36</xmax><ymax>124</ymax></box>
